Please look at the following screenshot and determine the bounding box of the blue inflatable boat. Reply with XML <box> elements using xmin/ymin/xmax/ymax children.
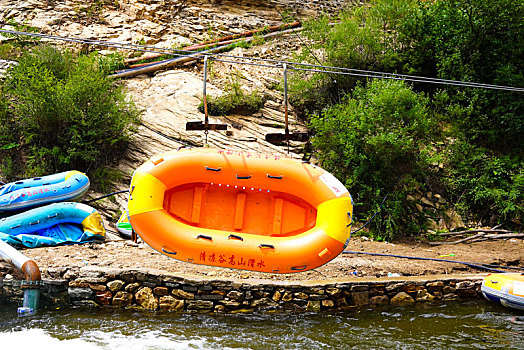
<box><xmin>0</xmin><ymin>171</ymin><xmax>90</xmax><ymax>212</ymax></box>
<box><xmin>0</xmin><ymin>202</ymin><xmax>105</xmax><ymax>248</ymax></box>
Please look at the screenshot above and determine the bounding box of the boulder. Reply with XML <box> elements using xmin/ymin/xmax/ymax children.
<box><xmin>113</xmin><ymin>291</ymin><xmax>134</xmax><ymax>306</ymax></box>
<box><xmin>390</xmin><ymin>292</ymin><xmax>415</xmax><ymax>305</ymax></box>
<box><xmin>159</xmin><ymin>296</ymin><xmax>184</xmax><ymax>311</ymax></box>
<box><xmin>135</xmin><ymin>287</ymin><xmax>158</xmax><ymax>309</ymax></box>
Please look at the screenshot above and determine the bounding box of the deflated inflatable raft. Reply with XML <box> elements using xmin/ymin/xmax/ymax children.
<box><xmin>0</xmin><ymin>171</ymin><xmax>90</xmax><ymax>212</ymax></box>
<box><xmin>128</xmin><ymin>148</ymin><xmax>353</xmax><ymax>273</ymax></box>
<box><xmin>0</xmin><ymin>202</ymin><xmax>105</xmax><ymax>248</ymax></box>
<box><xmin>482</xmin><ymin>273</ymin><xmax>524</xmax><ymax>311</ymax></box>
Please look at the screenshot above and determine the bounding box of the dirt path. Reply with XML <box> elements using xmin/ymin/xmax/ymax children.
<box><xmin>4</xmin><ymin>232</ymin><xmax>521</xmax><ymax>282</ymax></box>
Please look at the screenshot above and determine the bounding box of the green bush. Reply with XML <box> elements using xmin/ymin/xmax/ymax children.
<box><xmin>0</xmin><ymin>45</ymin><xmax>141</xmax><ymax>185</ymax></box>
<box><xmin>289</xmin><ymin>0</ymin><xmax>523</xmax><ymax>237</ymax></box>
<box><xmin>289</xmin><ymin>0</ymin><xmax>415</xmax><ymax>117</ymax></box>
<box><xmin>442</xmin><ymin>141</ymin><xmax>523</xmax><ymax>228</ymax></box>
<box><xmin>198</xmin><ymin>71</ymin><xmax>265</xmax><ymax>116</ymax></box>
<box><xmin>399</xmin><ymin>0</ymin><xmax>524</xmax><ymax>153</ymax></box>
<box><xmin>310</xmin><ymin>79</ymin><xmax>438</xmax><ymax>239</ymax></box>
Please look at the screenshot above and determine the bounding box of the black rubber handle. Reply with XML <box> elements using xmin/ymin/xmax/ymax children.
<box><xmin>162</xmin><ymin>248</ymin><xmax>178</xmax><ymax>255</ymax></box>
<box><xmin>197</xmin><ymin>235</ymin><xmax>213</xmax><ymax>241</ymax></box>
<box><xmin>228</xmin><ymin>234</ymin><xmax>244</xmax><ymax>241</ymax></box>
<box><xmin>259</xmin><ymin>244</ymin><xmax>275</xmax><ymax>249</ymax></box>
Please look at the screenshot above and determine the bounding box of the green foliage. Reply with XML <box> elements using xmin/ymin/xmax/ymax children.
<box><xmin>289</xmin><ymin>0</ymin><xmax>416</xmax><ymax>116</ymax></box>
<box><xmin>97</xmin><ymin>51</ymin><xmax>125</xmax><ymax>72</ymax></box>
<box><xmin>399</xmin><ymin>0</ymin><xmax>524</xmax><ymax>152</ymax></box>
<box><xmin>73</xmin><ymin>0</ymin><xmax>118</xmax><ymax>23</ymax></box>
<box><xmin>0</xmin><ymin>45</ymin><xmax>141</xmax><ymax>186</ymax></box>
<box><xmin>198</xmin><ymin>71</ymin><xmax>265</xmax><ymax>116</ymax></box>
<box><xmin>251</xmin><ymin>32</ymin><xmax>266</xmax><ymax>46</ymax></box>
<box><xmin>311</xmin><ymin>79</ymin><xmax>437</xmax><ymax>239</ymax></box>
<box><xmin>443</xmin><ymin>141</ymin><xmax>523</xmax><ymax>226</ymax></box>
<box><xmin>289</xmin><ymin>0</ymin><xmax>523</xmax><ymax>238</ymax></box>
<box><xmin>92</xmin><ymin>167</ymin><xmax>125</xmax><ymax>195</ymax></box>
<box><xmin>2</xmin><ymin>19</ymin><xmax>40</xmax><ymax>47</ymax></box>
<box><xmin>0</xmin><ymin>20</ymin><xmax>40</xmax><ymax>59</ymax></box>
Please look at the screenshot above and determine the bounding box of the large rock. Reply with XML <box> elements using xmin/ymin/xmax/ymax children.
<box><xmin>390</xmin><ymin>292</ymin><xmax>415</xmax><ymax>305</ymax></box>
<box><xmin>369</xmin><ymin>295</ymin><xmax>389</xmax><ymax>305</ymax></box>
<box><xmin>350</xmin><ymin>291</ymin><xmax>369</xmax><ymax>306</ymax></box>
<box><xmin>68</xmin><ymin>287</ymin><xmax>92</xmax><ymax>300</ymax></box>
<box><xmin>159</xmin><ymin>296</ymin><xmax>184</xmax><ymax>311</ymax></box>
<box><xmin>251</xmin><ymin>297</ymin><xmax>278</xmax><ymax>309</ymax></box>
<box><xmin>107</xmin><ymin>280</ymin><xmax>125</xmax><ymax>293</ymax></box>
<box><xmin>172</xmin><ymin>288</ymin><xmax>195</xmax><ymax>300</ymax></box>
<box><xmin>415</xmin><ymin>289</ymin><xmax>435</xmax><ymax>302</ymax></box>
<box><xmin>306</xmin><ymin>300</ymin><xmax>321</xmax><ymax>312</ymax></box>
<box><xmin>321</xmin><ymin>299</ymin><xmax>335</xmax><ymax>308</ymax></box>
<box><xmin>226</xmin><ymin>290</ymin><xmax>245</xmax><ymax>301</ymax></box>
<box><xmin>186</xmin><ymin>300</ymin><xmax>214</xmax><ymax>310</ymax></box>
<box><xmin>326</xmin><ymin>287</ymin><xmax>343</xmax><ymax>298</ymax></box>
<box><xmin>95</xmin><ymin>291</ymin><xmax>113</xmax><ymax>305</ymax></box>
<box><xmin>112</xmin><ymin>291</ymin><xmax>134</xmax><ymax>306</ymax></box>
<box><xmin>135</xmin><ymin>287</ymin><xmax>158</xmax><ymax>309</ymax></box>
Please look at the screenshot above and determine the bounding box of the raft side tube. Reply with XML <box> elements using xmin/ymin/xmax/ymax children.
<box><xmin>0</xmin><ymin>171</ymin><xmax>90</xmax><ymax>212</ymax></box>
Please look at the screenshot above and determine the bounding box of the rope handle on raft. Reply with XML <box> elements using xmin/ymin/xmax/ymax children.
<box><xmin>346</xmin><ymin>211</ymin><xmax>352</xmax><ymax>228</ymax></box>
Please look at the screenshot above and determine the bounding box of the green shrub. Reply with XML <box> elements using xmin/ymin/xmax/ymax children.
<box><xmin>443</xmin><ymin>141</ymin><xmax>523</xmax><ymax>228</ymax></box>
<box><xmin>2</xmin><ymin>19</ymin><xmax>40</xmax><ymax>47</ymax></box>
<box><xmin>198</xmin><ymin>71</ymin><xmax>265</xmax><ymax>116</ymax></box>
<box><xmin>290</xmin><ymin>0</ymin><xmax>523</xmax><ymax>237</ymax></box>
<box><xmin>289</xmin><ymin>0</ymin><xmax>415</xmax><ymax>117</ymax></box>
<box><xmin>399</xmin><ymin>0</ymin><xmax>524</xmax><ymax>153</ymax></box>
<box><xmin>0</xmin><ymin>45</ymin><xmax>141</xmax><ymax>186</ymax></box>
<box><xmin>310</xmin><ymin>79</ymin><xmax>438</xmax><ymax>239</ymax></box>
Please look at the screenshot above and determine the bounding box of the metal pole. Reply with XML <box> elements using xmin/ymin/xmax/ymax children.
<box><xmin>283</xmin><ymin>63</ymin><xmax>289</xmax><ymax>154</ymax></box>
<box><xmin>203</xmin><ymin>56</ymin><xmax>209</xmax><ymax>145</ymax></box>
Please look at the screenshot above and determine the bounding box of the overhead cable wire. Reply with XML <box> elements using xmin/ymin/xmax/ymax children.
<box><xmin>82</xmin><ymin>190</ymin><xmax>129</xmax><ymax>204</ymax></box>
<box><xmin>271</xmin><ymin>3</ymin><xmax>331</xmax><ymax>71</ymax></box>
<box><xmin>271</xmin><ymin>2</ymin><xmax>342</xmax><ymax>103</ymax></box>
<box><xmin>1</xmin><ymin>28</ymin><xmax>523</xmax><ymax>93</ymax></box>
<box><xmin>288</xmin><ymin>66</ymin><xmax>524</xmax><ymax>91</ymax></box>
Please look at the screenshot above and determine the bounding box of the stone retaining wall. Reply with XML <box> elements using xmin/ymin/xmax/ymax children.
<box><xmin>1</xmin><ymin>267</ymin><xmax>486</xmax><ymax>313</ymax></box>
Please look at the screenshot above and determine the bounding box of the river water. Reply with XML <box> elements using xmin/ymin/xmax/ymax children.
<box><xmin>0</xmin><ymin>300</ymin><xmax>523</xmax><ymax>349</ymax></box>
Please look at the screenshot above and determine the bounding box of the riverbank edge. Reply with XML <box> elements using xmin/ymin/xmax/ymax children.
<box><xmin>0</xmin><ymin>266</ymin><xmax>487</xmax><ymax>313</ymax></box>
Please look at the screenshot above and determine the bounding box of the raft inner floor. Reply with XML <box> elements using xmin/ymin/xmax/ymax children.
<box><xmin>163</xmin><ymin>183</ymin><xmax>317</xmax><ymax>237</ymax></box>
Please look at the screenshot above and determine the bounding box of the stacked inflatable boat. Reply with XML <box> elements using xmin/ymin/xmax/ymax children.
<box><xmin>0</xmin><ymin>171</ymin><xmax>105</xmax><ymax>248</ymax></box>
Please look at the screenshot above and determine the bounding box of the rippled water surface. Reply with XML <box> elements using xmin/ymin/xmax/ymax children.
<box><xmin>0</xmin><ymin>301</ymin><xmax>523</xmax><ymax>349</ymax></box>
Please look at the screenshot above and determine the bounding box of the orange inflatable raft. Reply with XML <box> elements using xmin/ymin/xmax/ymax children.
<box><xmin>127</xmin><ymin>148</ymin><xmax>353</xmax><ymax>273</ymax></box>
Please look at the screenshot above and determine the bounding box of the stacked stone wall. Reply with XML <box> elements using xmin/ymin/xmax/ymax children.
<box><xmin>1</xmin><ymin>267</ymin><xmax>485</xmax><ymax>313</ymax></box>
